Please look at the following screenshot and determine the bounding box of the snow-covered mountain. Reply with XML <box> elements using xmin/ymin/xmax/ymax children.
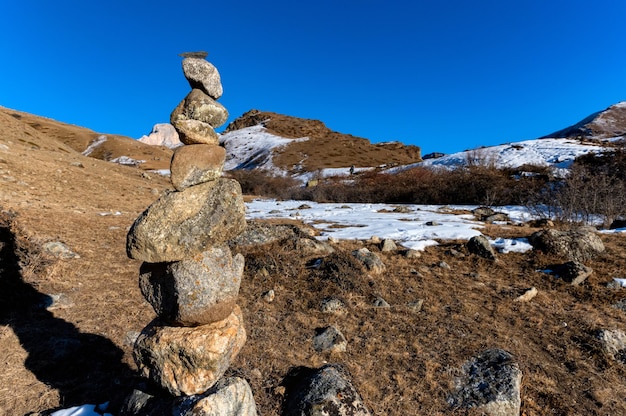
<box><xmin>541</xmin><ymin>101</ymin><xmax>626</xmax><ymax>139</ymax></box>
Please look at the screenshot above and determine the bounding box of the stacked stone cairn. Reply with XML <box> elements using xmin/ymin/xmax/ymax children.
<box><xmin>125</xmin><ymin>52</ymin><xmax>257</xmax><ymax>415</ymax></box>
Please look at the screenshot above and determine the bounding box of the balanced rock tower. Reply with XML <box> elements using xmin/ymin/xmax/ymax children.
<box><xmin>124</xmin><ymin>52</ymin><xmax>257</xmax><ymax>415</ymax></box>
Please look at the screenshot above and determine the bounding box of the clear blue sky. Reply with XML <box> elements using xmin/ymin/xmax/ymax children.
<box><xmin>1</xmin><ymin>1</ymin><xmax>625</xmax><ymax>155</ymax></box>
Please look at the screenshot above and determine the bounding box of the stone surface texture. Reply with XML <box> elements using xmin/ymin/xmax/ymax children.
<box><xmin>126</xmin><ymin>179</ymin><xmax>246</xmax><ymax>262</ymax></box>
<box><xmin>176</xmin><ymin>377</ymin><xmax>258</xmax><ymax>416</ymax></box>
<box><xmin>170</xmin><ymin>144</ymin><xmax>225</xmax><ymax>191</ymax></box>
<box><xmin>171</xmin><ymin>89</ymin><xmax>228</xmax><ymax>129</ymax></box>
<box><xmin>448</xmin><ymin>348</ymin><xmax>522</xmax><ymax>416</ymax></box>
<box><xmin>284</xmin><ymin>364</ymin><xmax>372</xmax><ymax>416</ymax></box>
<box><xmin>172</xmin><ymin>119</ymin><xmax>220</xmax><ymax>145</ymax></box>
<box><xmin>182</xmin><ymin>57</ymin><xmax>223</xmax><ymax>100</ymax></box>
<box><xmin>529</xmin><ymin>228</ymin><xmax>605</xmax><ymax>261</ymax></box>
<box><xmin>133</xmin><ymin>306</ymin><xmax>247</xmax><ymax>396</ymax></box>
<box><xmin>139</xmin><ymin>245</ymin><xmax>244</xmax><ymax>326</ymax></box>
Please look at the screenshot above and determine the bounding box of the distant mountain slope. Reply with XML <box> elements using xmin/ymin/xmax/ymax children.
<box><xmin>220</xmin><ymin>109</ymin><xmax>422</xmax><ymax>176</ymax></box>
<box><xmin>541</xmin><ymin>101</ymin><xmax>626</xmax><ymax>139</ymax></box>
<box><xmin>389</xmin><ymin>138</ymin><xmax>610</xmax><ymax>175</ymax></box>
<box><xmin>0</xmin><ymin>106</ymin><xmax>172</xmax><ymax>171</ymax></box>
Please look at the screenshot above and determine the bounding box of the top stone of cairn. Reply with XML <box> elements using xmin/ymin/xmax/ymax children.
<box><xmin>181</xmin><ymin>52</ymin><xmax>223</xmax><ymax>100</ymax></box>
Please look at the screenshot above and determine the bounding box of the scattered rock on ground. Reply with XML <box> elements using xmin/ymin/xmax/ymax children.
<box><xmin>550</xmin><ymin>261</ymin><xmax>593</xmax><ymax>286</ymax></box>
<box><xmin>597</xmin><ymin>329</ymin><xmax>626</xmax><ymax>364</ymax></box>
<box><xmin>321</xmin><ymin>297</ymin><xmax>346</xmax><ymax>313</ymax></box>
<box><xmin>313</xmin><ymin>326</ymin><xmax>347</xmax><ymax>353</ymax></box>
<box><xmin>448</xmin><ymin>348</ymin><xmax>522</xmax><ymax>416</ymax></box>
<box><xmin>381</xmin><ymin>239</ymin><xmax>397</xmax><ymax>252</ymax></box>
<box><xmin>42</xmin><ymin>241</ymin><xmax>79</xmax><ymax>259</ymax></box>
<box><xmin>283</xmin><ymin>364</ymin><xmax>372</xmax><ymax>416</ymax></box>
<box><xmin>514</xmin><ymin>287</ymin><xmax>538</xmax><ymax>302</ymax></box>
<box><xmin>373</xmin><ymin>296</ymin><xmax>390</xmax><ymax>308</ymax></box>
<box><xmin>528</xmin><ymin>228</ymin><xmax>605</xmax><ymax>261</ymax></box>
<box><xmin>467</xmin><ymin>235</ymin><xmax>497</xmax><ymax>260</ymax></box>
<box><xmin>352</xmin><ymin>247</ymin><xmax>386</xmax><ymax>274</ymax></box>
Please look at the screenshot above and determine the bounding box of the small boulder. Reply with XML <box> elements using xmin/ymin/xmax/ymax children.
<box><xmin>182</xmin><ymin>57</ymin><xmax>223</xmax><ymax>100</ymax></box>
<box><xmin>170</xmin><ymin>144</ymin><xmax>225</xmax><ymax>191</ymax></box>
<box><xmin>313</xmin><ymin>326</ymin><xmax>347</xmax><ymax>353</ymax></box>
<box><xmin>283</xmin><ymin>364</ymin><xmax>372</xmax><ymax>416</ymax></box>
<box><xmin>320</xmin><ymin>297</ymin><xmax>346</xmax><ymax>314</ymax></box>
<box><xmin>380</xmin><ymin>239</ymin><xmax>397</xmax><ymax>252</ymax></box>
<box><xmin>171</xmin><ymin>89</ymin><xmax>228</xmax><ymax>129</ymax></box>
<box><xmin>133</xmin><ymin>306</ymin><xmax>246</xmax><ymax>396</ymax></box>
<box><xmin>514</xmin><ymin>287</ymin><xmax>538</xmax><ymax>302</ymax></box>
<box><xmin>138</xmin><ymin>245</ymin><xmax>244</xmax><ymax>326</ymax></box>
<box><xmin>175</xmin><ymin>377</ymin><xmax>258</xmax><ymax>416</ymax></box>
<box><xmin>467</xmin><ymin>235</ymin><xmax>497</xmax><ymax>260</ymax></box>
<box><xmin>352</xmin><ymin>248</ymin><xmax>386</xmax><ymax>274</ymax></box>
<box><xmin>597</xmin><ymin>329</ymin><xmax>626</xmax><ymax>364</ymax></box>
<box><xmin>528</xmin><ymin>228</ymin><xmax>605</xmax><ymax>261</ymax></box>
<box><xmin>127</xmin><ymin>179</ymin><xmax>246</xmax><ymax>262</ymax></box>
<box><xmin>551</xmin><ymin>261</ymin><xmax>592</xmax><ymax>286</ymax></box>
<box><xmin>448</xmin><ymin>348</ymin><xmax>522</xmax><ymax>416</ymax></box>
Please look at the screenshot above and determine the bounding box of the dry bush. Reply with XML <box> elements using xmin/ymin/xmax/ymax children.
<box><xmin>225</xmin><ymin>170</ymin><xmax>300</xmax><ymax>199</ymax></box>
<box><xmin>255</xmin><ymin>165</ymin><xmax>548</xmax><ymax>206</ymax></box>
<box><xmin>528</xmin><ymin>150</ymin><xmax>626</xmax><ymax>227</ymax></box>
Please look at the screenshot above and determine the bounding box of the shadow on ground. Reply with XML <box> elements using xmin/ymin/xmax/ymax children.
<box><xmin>0</xmin><ymin>213</ymin><xmax>135</xmax><ymax>414</ymax></box>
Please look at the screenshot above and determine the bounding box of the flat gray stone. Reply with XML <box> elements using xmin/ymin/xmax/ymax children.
<box><xmin>170</xmin><ymin>144</ymin><xmax>225</xmax><ymax>190</ymax></box>
<box><xmin>175</xmin><ymin>377</ymin><xmax>258</xmax><ymax>416</ymax></box>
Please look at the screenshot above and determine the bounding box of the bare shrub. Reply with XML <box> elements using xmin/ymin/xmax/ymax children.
<box><xmin>225</xmin><ymin>170</ymin><xmax>300</xmax><ymax>199</ymax></box>
<box><xmin>528</xmin><ymin>150</ymin><xmax>626</xmax><ymax>227</ymax></box>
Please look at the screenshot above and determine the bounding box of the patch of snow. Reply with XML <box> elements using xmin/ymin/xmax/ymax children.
<box><xmin>110</xmin><ymin>156</ymin><xmax>145</xmax><ymax>166</ymax></box>
<box><xmin>612</xmin><ymin>278</ymin><xmax>626</xmax><ymax>287</ymax></box>
<box><xmin>50</xmin><ymin>403</ymin><xmax>111</xmax><ymax>416</ymax></box>
<box><xmin>219</xmin><ymin>125</ymin><xmax>297</xmax><ymax>173</ymax></box>
<box><xmin>148</xmin><ymin>169</ymin><xmax>171</xmax><ymax>176</ymax></box>
<box><xmin>490</xmin><ymin>237</ymin><xmax>532</xmax><ymax>253</ymax></box>
<box><xmin>82</xmin><ymin>135</ymin><xmax>107</xmax><ymax>156</ymax></box>
<box><xmin>386</xmin><ymin>138</ymin><xmax>609</xmax><ymax>173</ymax></box>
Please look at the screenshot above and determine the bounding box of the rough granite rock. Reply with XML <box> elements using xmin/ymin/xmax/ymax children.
<box><xmin>171</xmin><ymin>89</ymin><xmax>228</xmax><ymax>129</ymax></box>
<box><xmin>134</xmin><ymin>305</ymin><xmax>247</xmax><ymax>396</ymax></box>
<box><xmin>126</xmin><ymin>178</ymin><xmax>246</xmax><ymax>262</ymax></box>
<box><xmin>175</xmin><ymin>377</ymin><xmax>258</xmax><ymax>416</ymax></box>
<box><xmin>313</xmin><ymin>326</ymin><xmax>347</xmax><ymax>353</ymax></box>
<box><xmin>351</xmin><ymin>247</ymin><xmax>386</xmax><ymax>274</ymax></box>
<box><xmin>170</xmin><ymin>144</ymin><xmax>225</xmax><ymax>191</ymax></box>
<box><xmin>172</xmin><ymin>119</ymin><xmax>220</xmax><ymax>146</ymax></box>
<box><xmin>597</xmin><ymin>329</ymin><xmax>626</xmax><ymax>364</ymax></box>
<box><xmin>448</xmin><ymin>348</ymin><xmax>522</xmax><ymax>416</ymax></box>
<box><xmin>182</xmin><ymin>57</ymin><xmax>223</xmax><ymax>100</ymax></box>
<box><xmin>528</xmin><ymin>228</ymin><xmax>605</xmax><ymax>261</ymax></box>
<box><xmin>467</xmin><ymin>235</ymin><xmax>497</xmax><ymax>260</ymax></box>
<box><xmin>139</xmin><ymin>245</ymin><xmax>244</xmax><ymax>326</ymax></box>
<box><xmin>284</xmin><ymin>364</ymin><xmax>372</xmax><ymax>416</ymax></box>
<box><xmin>551</xmin><ymin>261</ymin><xmax>593</xmax><ymax>286</ymax></box>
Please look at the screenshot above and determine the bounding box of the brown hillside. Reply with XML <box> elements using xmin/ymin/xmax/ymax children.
<box><xmin>0</xmin><ymin>106</ymin><xmax>173</xmax><ymax>171</ymax></box>
<box><xmin>224</xmin><ymin>109</ymin><xmax>422</xmax><ymax>172</ymax></box>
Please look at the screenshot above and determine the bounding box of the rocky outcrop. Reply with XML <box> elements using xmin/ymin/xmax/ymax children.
<box><xmin>138</xmin><ymin>123</ymin><xmax>182</xmax><ymax>149</ymax></box>
<box><xmin>124</xmin><ymin>52</ymin><xmax>257</xmax><ymax>414</ymax></box>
